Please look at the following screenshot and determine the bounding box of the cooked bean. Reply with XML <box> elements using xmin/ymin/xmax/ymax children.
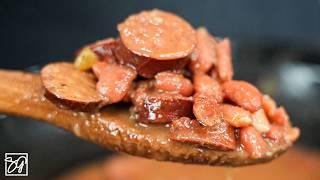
<box><xmin>220</xmin><ymin>104</ymin><xmax>252</xmax><ymax>128</ymax></box>
<box><xmin>189</xmin><ymin>27</ymin><xmax>217</xmax><ymax>73</ymax></box>
<box><xmin>251</xmin><ymin>109</ymin><xmax>271</xmax><ymax>133</ymax></box>
<box><xmin>216</xmin><ymin>38</ymin><xmax>233</xmax><ymax>82</ymax></box>
<box><xmin>240</xmin><ymin>126</ymin><xmax>271</xmax><ymax>159</ymax></box>
<box><xmin>155</xmin><ymin>71</ymin><xmax>193</xmax><ymax>96</ymax></box>
<box><xmin>193</xmin><ymin>93</ymin><xmax>222</xmax><ymax>126</ymax></box>
<box><xmin>194</xmin><ymin>73</ymin><xmax>223</xmax><ymax>103</ymax></box>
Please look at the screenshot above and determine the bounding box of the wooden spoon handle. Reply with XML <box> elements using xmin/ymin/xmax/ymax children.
<box><xmin>0</xmin><ymin>69</ymin><xmax>136</xmax><ymax>153</ymax></box>
<box><xmin>0</xmin><ymin>70</ymin><xmax>76</xmax><ymax>128</ymax></box>
<box><xmin>0</xmin><ymin>69</ymin><xmax>128</xmax><ymax>143</ymax></box>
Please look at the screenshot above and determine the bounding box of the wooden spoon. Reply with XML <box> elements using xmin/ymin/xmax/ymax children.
<box><xmin>0</xmin><ymin>69</ymin><xmax>289</xmax><ymax>166</ymax></box>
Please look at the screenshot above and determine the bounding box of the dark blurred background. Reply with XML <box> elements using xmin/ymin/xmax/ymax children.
<box><xmin>0</xmin><ymin>0</ymin><xmax>319</xmax><ymax>179</ymax></box>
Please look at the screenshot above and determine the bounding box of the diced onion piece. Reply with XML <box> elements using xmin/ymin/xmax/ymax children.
<box><xmin>74</xmin><ymin>47</ymin><xmax>99</xmax><ymax>71</ymax></box>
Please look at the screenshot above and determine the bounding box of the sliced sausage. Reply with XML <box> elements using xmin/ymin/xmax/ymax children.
<box><xmin>155</xmin><ymin>71</ymin><xmax>193</xmax><ymax>96</ymax></box>
<box><xmin>193</xmin><ymin>93</ymin><xmax>222</xmax><ymax>126</ymax></box>
<box><xmin>136</xmin><ymin>94</ymin><xmax>193</xmax><ymax>124</ymax></box>
<box><xmin>223</xmin><ymin>80</ymin><xmax>262</xmax><ymax>112</ymax></box>
<box><xmin>193</xmin><ymin>73</ymin><xmax>223</xmax><ymax>103</ymax></box>
<box><xmin>41</xmin><ymin>62</ymin><xmax>102</xmax><ymax>111</ymax></box>
<box><xmin>113</xmin><ymin>39</ymin><xmax>148</xmax><ymax>69</ymax></box>
<box><xmin>189</xmin><ymin>27</ymin><xmax>217</xmax><ymax>74</ymax></box>
<box><xmin>216</xmin><ymin>38</ymin><xmax>233</xmax><ymax>82</ymax></box>
<box><xmin>117</xmin><ymin>9</ymin><xmax>196</xmax><ymax>60</ymax></box>
<box><xmin>114</xmin><ymin>39</ymin><xmax>189</xmax><ymax>78</ymax></box>
<box><xmin>131</xmin><ymin>82</ymin><xmax>193</xmax><ymax>124</ymax></box>
<box><xmin>240</xmin><ymin>126</ymin><xmax>271</xmax><ymax>159</ymax></box>
<box><xmin>122</xmin><ymin>82</ymin><xmax>136</xmax><ymax>103</ymax></box>
<box><xmin>130</xmin><ymin>80</ymin><xmax>154</xmax><ymax>104</ymax></box>
<box><xmin>89</xmin><ymin>38</ymin><xmax>118</xmax><ymax>63</ymax></box>
<box><xmin>169</xmin><ymin>117</ymin><xmax>236</xmax><ymax>151</ymax></box>
<box><xmin>97</xmin><ymin>63</ymin><xmax>137</xmax><ymax>104</ymax></box>
<box><xmin>137</xmin><ymin>58</ymin><xmax>189</xmax><ymax>78</ymax></box>
<box><xmin>92</xmin><ymin>61</ymin><xmax>108</xmax><ymax>78</ymax></box>
<box><xmin>220</xmin><ymin>104</ymin><xmax>252</xmax><ymax>128</ymax></box>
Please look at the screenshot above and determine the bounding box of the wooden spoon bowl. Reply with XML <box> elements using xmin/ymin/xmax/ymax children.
<box><xmin>0</xmin><ymin>69</ymin><xmax>289</xmax><ymax>166</ymax></box>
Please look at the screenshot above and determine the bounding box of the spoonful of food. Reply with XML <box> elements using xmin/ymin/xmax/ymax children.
<box><xmin>0</xmin><ymin>9</ymin><xmax>299</xmax><ymax>167</ymax></box>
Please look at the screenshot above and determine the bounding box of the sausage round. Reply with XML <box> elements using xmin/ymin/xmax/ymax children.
<box><xmin>240</xmin><ymin>126</ymin><xmax>271</xmax><ymax>159</ymax></box>
<box><xmin>96</xmin><ymin>63</ymin><xmax>137</xmax><ymax>104</ymax></box>
<box><xmin>117</xmin><ymin>9</ymin><xmax>196</xmax><ymax>60</ymax></box>
<box><xmin>131</xmin><ymin>81</ymin><xmax>193</xmax><ymax>124</ymax></box>
<box><xmin>41</xmin><ymin>62</ymin><xmax>102</xmax><ymax>111</ymax></box>
<box><xmin>114</xmin><ymin>39</ymin><xmax>189</xmax><ymax>78</ymax></box>
<box><xmin>223</xmin><ymin>80</ymin><xmax>262</xmax><ymax>112</ymax></box>
<box><xmin>193</xmin><ymin>93</ymin><xmax>222</xmax><ymax>126</ymax></box>
<box><xmin>170</xmin><ymin>117</ymin><xmax>236</xmax><ymax>151</ymax></box>
<box><xmin>89</xmin><ymin>38</ymin><xmax>118</xmax><ymax>63</ymax></box>
<box><xmin>193</xmin><ymin>73</ymin><xmax>223</xmax><ymax>103</ymax></box>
